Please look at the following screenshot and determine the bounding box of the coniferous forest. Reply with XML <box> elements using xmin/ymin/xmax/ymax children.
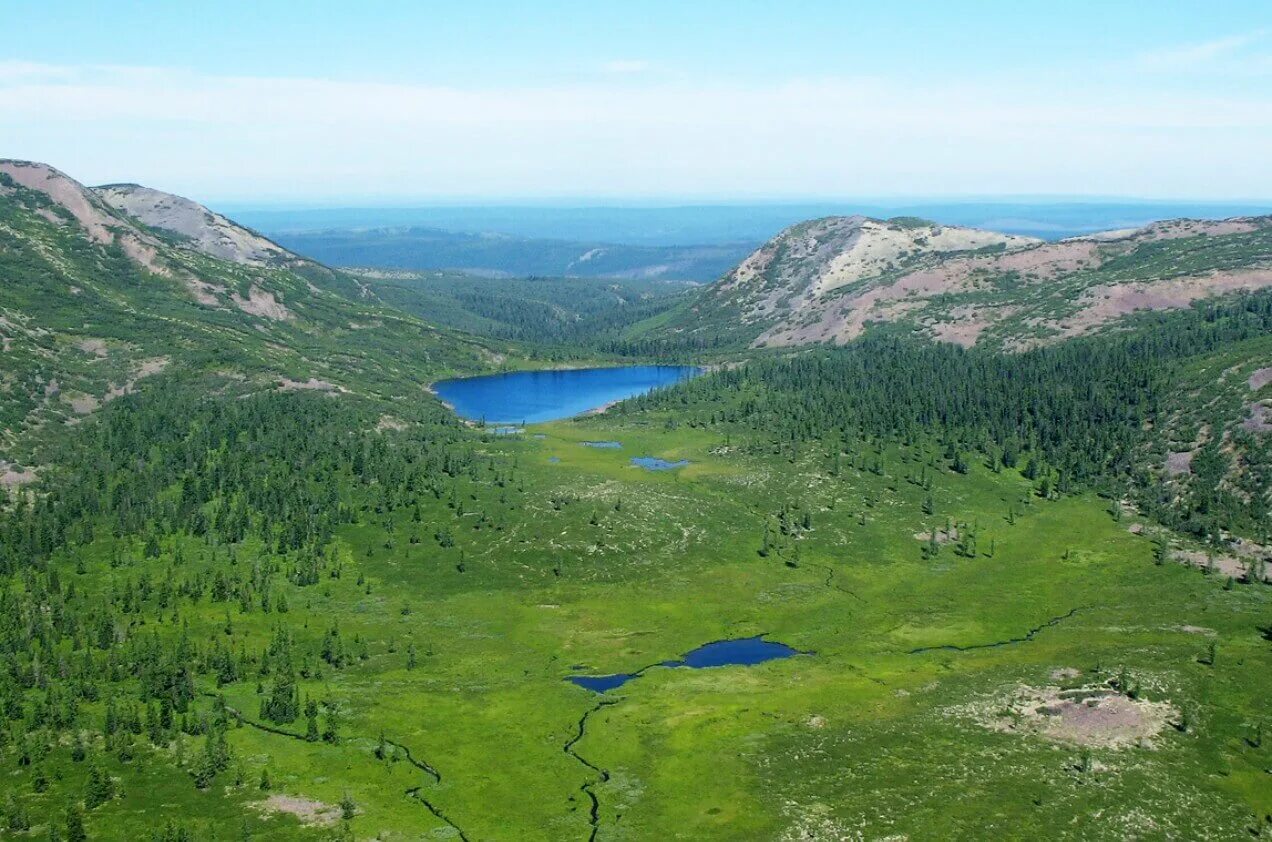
<box><xmin>1</xmin><ymin>76</ymin><xmax>1271</xmax><ymax>840</ymax></box>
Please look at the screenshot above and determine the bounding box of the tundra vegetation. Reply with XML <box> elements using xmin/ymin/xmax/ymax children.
<box><xmin>0</xmin><ymin>163</ymin><xmax>1268</xmax><ymax>840</ymax></box>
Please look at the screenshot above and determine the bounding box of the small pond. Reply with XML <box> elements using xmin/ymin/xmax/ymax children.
<box><xmin>433</xmin><ymin>365</ymin><xmax>701</xmax><ymax>424</ymax></box>
<box><xmin>569</xmin><ymin>635</ymin><xmax>805</xmax><ymax>693</ymax></box>
<box><xmin>631</xmin><ymin>456</ymin><xmax>689</xmax><ymax>471</ymax></box>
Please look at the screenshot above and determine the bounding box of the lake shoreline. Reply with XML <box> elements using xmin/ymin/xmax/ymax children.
<box><xmin>431</xmin><ymin>364</ymin><xmax>703</xmax><ymax>426</ymax></box>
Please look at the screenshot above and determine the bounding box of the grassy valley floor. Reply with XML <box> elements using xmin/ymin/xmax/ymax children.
<box><xmin>9</xmin><ymin>403</ymin><xmax>1269</xmax><ymax>840</ymax></box>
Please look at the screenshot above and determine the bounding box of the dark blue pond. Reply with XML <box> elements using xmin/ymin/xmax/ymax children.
<box><xmin>433</xmin><ymin>365</ymin><xmax>701</xmax><ymax>424</ymax></box>
<box><xmin>569</xmin><ymin>635</ymin><xmax>805</xmax><ymax>693</ymax></box>
<box><xmin>631</xmin><ymin>456</ymin><xmax>689</xmax><ymax>471</ymax></box>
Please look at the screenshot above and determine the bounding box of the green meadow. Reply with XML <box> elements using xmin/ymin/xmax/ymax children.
<box><xmin>6</xmin><ymin>399</ymin><xmax>1268</xmax><ymax>840</ymax></box>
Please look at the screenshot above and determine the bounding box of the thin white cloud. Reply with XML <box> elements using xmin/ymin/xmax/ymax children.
<box><xmin>0</xmin><ymin>60</ymin><xmax>80</xmax><ymax>82</ymax></box>
<box><xmin>2</xmin><ymin>63</ymin><xmax>1270</xmax><ymax>200</ymax></box>
<box><xmin>600</xmin><ymin>59</ymin><xmax>651</xmax><ymax>74</ymax></box>
<box><xmin>1135</xmin><ymin>31</ymin><xmax>1268</xmax><ymax>71</ymax></box>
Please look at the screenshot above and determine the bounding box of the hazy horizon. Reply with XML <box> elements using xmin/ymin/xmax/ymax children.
<box><xmin>5</xmin><ymin>2</ymin><xmax>1271</xmax><ymax>203</ymax></box>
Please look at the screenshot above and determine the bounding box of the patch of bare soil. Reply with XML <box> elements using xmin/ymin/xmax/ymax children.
<box><xmin>253</xmin><ymin>795</ymin><xmax>341</xmax><ymax>826</ymax></box>
<box><xmin>65</xmin><ymin>393</ymin><xmax>100</xmax><ymax>415</ymax></box>
<box><xmin>76</xmin><ymin>338</ymin><xmax>108</xmax><ymax>358</ymax></box>
<box><xmin>969</xmin><ymin>683</ymin><xmax>1175</xmax><ymax>748</ymax></box>
<box><xmin>913</xmin><ymin>527</ymin><xmax>959</xmax><ymax>544</ymax></box>
<box><xmin>231</xmin><ymin>286</ymin><xmax>292</xmax><ymax>321</ymax></box>
<box><xmin>278</xmin><ymin>377</ymin><xmax>344</xmax><ymax>393</ymax></box>
<box><xmin>1164</xmin><ymin>450</ymin><xmax>1194</xmax><ymax>476</ymax></box>
<box><xmin>0</xmin><ymin>461</ymin><xmax>37</xmax><ymax>489</ymax></box>
<box><xmin>375</xmin><ymin>414</ymin><xmax>409</xmax><ymax>432</ymax></box>
<box><xmin>1241</xmin><ymin>403</ymin><xmax>1272</xmax><ymax>433</ymax></box>
<box><xmin>1173</xmin><ymin>549</ymin><xmax>1270</xmax><ymax>582</ymax></box>
<box><xmin>1248</xmin><ymin>367</ymin><xmax>1272</xmax><ymax>391</ymax></box>
<box><xmin>135</xmin><ymin>357</ymin><xmax>170</xmax><ymax>379</ymax></box>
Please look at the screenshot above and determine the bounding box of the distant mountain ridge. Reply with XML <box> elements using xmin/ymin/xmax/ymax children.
<box><xmin>268</xmin><ymin>225</ymin><xmax>755</xmax><ymax>281</ymax></box>
<box><xmin>229</xmin><ymin>200</ymin><xmax>1272</xmax><ymax>246</ymax></box>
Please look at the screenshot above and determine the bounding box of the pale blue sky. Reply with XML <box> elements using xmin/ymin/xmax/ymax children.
<box><xmin>4</xmin><ymin>1</ymin><xmax>1271</xmax><ymax>202</ymax></box>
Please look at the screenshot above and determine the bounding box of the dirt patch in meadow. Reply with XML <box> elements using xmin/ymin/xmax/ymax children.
<box><xmin>278</xmin><ymin>377</ymin><xmax>344</xmax><ymax>393</ymax></box>
<box><xmin>1248</xmin><ymin>367</ymin><xmax>1272</xmax><ymax>391</ymax></box>
<box><xmin>970</xmin><ymin>683</ymin><xmax>1175</xmax><ymax>748</ymax></box>
<box><xmin>375</xmin><ymin>414</ymin><xmax>409</xmax><ymax>432</ymax></box>
<box><xmin>231</xmin><ymin>285</ymin><xmax>292</xmax><ymax>321</ymax></box>
<box><xmin>254</xmin><ymin>795</ymin><xmax>341</xmax><ymax>826</ymax></box>
<box><xmin>1241</xmin><ymin>403</ymin><xmax>1272</xmax><ymax>433</ymax></box>
<box><xmin>76</xmin><ymin>338</ymin><xmax>108</xmax><ymax>358</ymax></box>
<box><xmin>1173</xmin><ymin>549</ymin><xmax>1269</xmax><ymax>582</ymax></box>
<box><xmin>913</xmin><ymin>527</ymin><xmax>959</xmax><ymax>543</ymax></box>
<box><xmin>66</xmin><ymin>393</ymin><xmax>100</xmax><ymax>415</ymax></box>
<box><xmin>1164</xmin><ymin>450</ymin><xmax>1194</xmax><ymax>476</ymax></box>
<box><xmin>0</xmin><ymin>461</ymin><xmax>37</xmax><ymax>489</ymax></box>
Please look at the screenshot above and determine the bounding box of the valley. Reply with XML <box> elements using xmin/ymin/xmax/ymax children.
<box><xmin>0</xmin><ymin>160</ymin><xmax>1268</xmax><ymax>841</ymax></box>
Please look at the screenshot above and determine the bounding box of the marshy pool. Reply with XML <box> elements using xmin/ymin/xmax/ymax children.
<box><xmin>569</xmin><ymin>635</ymin><xmax>805</xmax><ymax>693</ymax></box>
<box><xmin>631</xmin><ymin>456</ymin><xmax>689</xmax><ymax>471</ymax></box>
<box><xmin>433</xmin><ymin>365</ymin><xmax>700</xmax><ymax>424</ymax></box>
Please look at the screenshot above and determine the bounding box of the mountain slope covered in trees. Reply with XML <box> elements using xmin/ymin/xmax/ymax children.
<box><xmin>0</xmin><ymin>160</ymin><xmax>513</xmax><ymax>470</ymax></box>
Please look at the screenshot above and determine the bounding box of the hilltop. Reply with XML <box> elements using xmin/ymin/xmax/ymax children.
<box><xmin>652</xmin><ymin>213</ymin><xmax>1272</xmax><ymax>350</ymax></box>
<box><xmin>94</xmin><ymin>182</ymin><xmax>302</xmax><ymax>267</ymax></box>
<box><xmin>0</xmin><ymin>160</ymin><xmax>508</xmax><ymax>463</ymax></box>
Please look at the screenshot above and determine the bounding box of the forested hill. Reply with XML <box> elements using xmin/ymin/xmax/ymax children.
<box><xmin>627</xmin><ymin>292</ymin><xmax>1272</xmax><ymax>548</ymax></box>
<box><xmin>644</xmin><ymin>213</ymin><xmax>1272</xmax><ymax>351</ymax></box>
<box><xmin>0</xmin><ymin>160</ymin><xmax>512</xmax><ymax>469</ymax></box>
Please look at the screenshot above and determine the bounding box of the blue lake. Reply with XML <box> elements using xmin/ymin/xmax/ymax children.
<box><xmin>433</xmin><ymin>365</ymin><xmax>701</xmax><ymax>424</ymax></box>
<box><xmin>569</xmin><ymin>635</ymin><xmax>805</xmax><ymax>693</ymax></box>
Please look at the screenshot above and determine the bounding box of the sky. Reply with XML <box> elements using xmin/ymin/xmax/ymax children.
<box><xmin>3</xmin><ymin>1</ymin><xmax>1272</xmax><ymax>203</ymax></box>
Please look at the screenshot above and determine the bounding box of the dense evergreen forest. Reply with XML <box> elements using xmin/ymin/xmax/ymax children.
<box><xmin>366</xmin><ymin>273</ymin><xmax>692</xmax><ymax>347</ymax></box>
<box><xmin>0</xmin><ymin>386</ymin><xmax>520</xmax><ymax>838</ymax></box>
<box><xmin>627</xmin><ymin>291</ymin><xmax>1272</xmax><ymax>543</ymax></box>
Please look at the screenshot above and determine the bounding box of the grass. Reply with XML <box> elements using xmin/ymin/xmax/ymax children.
<box><xmin>7</xmin><ymin>402</ymin><xmax>1268</xmax><ymax>840</ymax></box>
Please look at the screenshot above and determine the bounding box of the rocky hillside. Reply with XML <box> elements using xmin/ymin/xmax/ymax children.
<box><xmin>94</xmin><ymin>182</ymin><xmax>301</xmax><ymax>266</ymax></box>
<box><xmin>658</xmin><ymin>214</ymin><xmax>1272</xmax><ymax>350</ymax></box>
<box><xmin>0</xmin><ymin>160</ymin><xmax>506</xmax><ymax>468</ymax></box>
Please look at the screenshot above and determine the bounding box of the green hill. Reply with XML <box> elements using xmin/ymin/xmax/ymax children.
<box><xmin>0</xmin><ymin>160</ymin><xmax>513</xmax><ymax>469</ymax></box>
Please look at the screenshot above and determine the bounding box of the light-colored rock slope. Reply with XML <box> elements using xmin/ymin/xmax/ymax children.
<box><xmin>0</xmin><ymin>159</ymin><xmax>502</xmax><ymax>456</ymax></box>
<box><xmin>0</xmin><ymin>160</ymin><xmax>167</xmax><ymax>272</ymax></box>
<box><xmin>689</xmin><ymin>214</ymin><xmax>1272</xmax><ymax>350</ymax></box>
<box><xmin>94</xmin><ymin>183</ymin><xmax>300</xmax><ymax>266</ymax></box>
